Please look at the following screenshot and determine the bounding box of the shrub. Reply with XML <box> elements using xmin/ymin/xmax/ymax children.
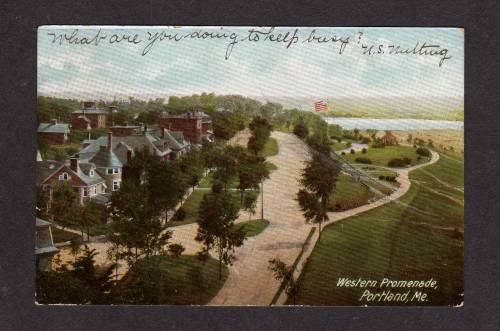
<box><xmin>355</xmin><ymin>157</ymin><xmax>372</xmax><ymax>164</ymax></box>
<box><xmin>388</xmin><ymin>158</ymin><xmax>408</xmax><ymax>167</ymax></box>
<box><xmin>360</xmin><ymin>137</ymin><xmax>371</xmax><ymax>144</ymax></box>
<box><xmin>361</xmin><ymin>148</ymin><xmax>367</xmax><ymax>154</ymax></box>
<box><xmin>416</xmin><ymin>147</ymin><xmax>431</xmax><ymax>157</ymax></box>
<box><xmin>346</xmin><ymin>142</ymin><xmax>352</xmax><ymax>148</ymax></box>
<box><xmin>417</xmin><ymin>156</ymin><xmax>422</xmax><ymax>160</ymax></box>
<box><xmin>371</xmin><ymin>141</ymin><xmax>385</xmax><ymax>148</ymax></box>
<box><xmin>168</xmin><ymin>243</ymin><xmax>185</xmax><ymax>258</ymax></box>
<box><xmin>350</xmin><ymin>149</ymin><xmax>355</xmax><ymax>154</ymax></box>
<box><xmin>212</xmin><ymin>180</ymin><xmax>224</xmax><ymax>194</ymax></box>
<box><xmin>402</xmin><ymin>157</ymin><xmax>412</xmax><ymax>165</ymax></box>
<box><xmin>379</xmin><ymin>175</ymin><xmax>384</xmax><ymax>180</ymax></box>
<box><xmin>341</xmin><ymin>152</ymin><xmax>346</xmax><ymax>156</ymax></box>
<box><xmin>174</xmin><ymin>207</ymin><xmax>186</xmax><ymax>221</ymax></box>
<box><xmin>385</xmin><ymin>176</ymin><xmax>397</xmax><ymax>182</ymax></box>
<box><xmin>293</xmin><ymin>122</ymin><xmax>309</xmax><ymax>139</ymax></box>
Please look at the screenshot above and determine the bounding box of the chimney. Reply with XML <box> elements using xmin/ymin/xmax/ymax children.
<box><xmin>70</xmin><ymin>154</ymin><xmax>80</xmax><ymax>172</ymax></box>
<box><xmin>107</xmin><ymin>131</ymin><xmax>113</xmax><ymax>150</ymax></box>
<box><xmin>161</xmin><ymin>128</ymin><xmax>165</xmax><ymax>139</ymax></box>
<box><xmin>127</xmin><ymin>149</ymin><xmax>132</xmax><ymax>163</ymax></box>
<box><xmin>50</xmin><ymin>119</ymin><xmax>57</xmax><ymax>125</ymax></box>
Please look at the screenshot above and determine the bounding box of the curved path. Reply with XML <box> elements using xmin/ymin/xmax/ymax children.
<box><xmin>213</xmin><ymin>133</ymin><xmax>439</xmax><ymax>305</ymax></box>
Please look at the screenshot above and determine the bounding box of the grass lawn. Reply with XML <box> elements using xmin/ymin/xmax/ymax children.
<box><xmin>51</xmin><ymin>226</ymin><xmax>80</xmax><ymax>243</ymax></box>
<box><xmin>344</xmin><ymin>145</ymin><xmax>430</xmax><ymax>167</ymax></box>
<box><xmin>170</xmin><ymin>190</ymin><xmax>241</xmax><ymax>227</ymax></box>
<box><xmin>329</xmin><ymin>141</ymin><xmax>347</xmax><ymax>151</ymax></box>
<box><xmin>292</xmin><ymin>154</ymin><xmax>463</xmax><ymax>305</ymax></box>
<box><xmin>329</xmin><ymin>174</ymin><xmax>375</xmax><ymax>211</ymax></box>
<box><xmin>198</xmin><ymin>173</ymin><xmax>238</xmax><ymax>189</ymax></box>
<box><xmin>260</xmin><ymin>137</ymin><xmax>279</xmax><ymax>157</ymax></box>
<box><xmin>235</xmin><ymin>219</ymin><xmax>269</xmax><ymax>237</ymax></box>
<box><xmin>113</xmin><ymin>255</ymin><xmax>228</xmax><ymax>305</ymax></box>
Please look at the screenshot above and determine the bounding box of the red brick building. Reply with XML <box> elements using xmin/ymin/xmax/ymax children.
<box><xmin>71</xmin><ymin>101</ymin><xmax>108</xmax><ymax>130</ymax></box>
<box><xmin>159</xmin><ymin>110</ymin><xmax>212</xmax><ymax>144</ymax></box>
<box><xmin>37</xmin><ymin>119</ymin><xmax>70</xmax><ymax>144</ymax></box>
<box><xmin>380</xmin><ymin>131</ymin><xmax>398</xmax><ymax>146</ymax></box>
<box><xmin>110</xmin><ymin>125</ymin><xmax>142</xmax><ymax>137</ymax></box>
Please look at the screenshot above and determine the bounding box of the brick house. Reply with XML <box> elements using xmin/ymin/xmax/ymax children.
<box><xmin>36</xmin><ymin>156</ymin><xmax>107</xmax><ymax>206</ymax></box>
<box><xmin>71</xmin><ymin>101</ymin><xmax>108</xmax><ymax>130</ymax></box>
<box><xmin>38</xmin><ymin>119</ymin><xmax>70</xmax><ymax>144</ymax></box>
<box><xmin>159</xmin><ymin>110</ymin><xmax>213</xmax><ymax>145</ymax></box>
<box><xmin>110</xmin><ymin>124</ymin><xmax>142</xmax><ymax>137</ymax></box>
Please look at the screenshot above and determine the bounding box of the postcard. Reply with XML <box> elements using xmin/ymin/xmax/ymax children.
<box><xmin>35</xmin><ymin>26</ymin><xmax>463</xmax><ymax>306</ymax></box>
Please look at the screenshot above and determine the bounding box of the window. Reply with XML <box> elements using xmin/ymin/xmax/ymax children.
<box><xmin>112</xmin><ymin>180</ymin><xmax>120</xmax><ymax>191</ymax></box>
<box><xmin>107</xmin><ymin>168</ymin><xmax>120</xmax><ymax>174</ymax></box>
<box><xmin>83</xmin><ymin>187</ymin><xmax>88</xmax><ymax>197</ymax></box>
<box><xmin>59</xmin><ymin>172</ymin><xmax>69</xmax><ymax>181</ymax></box>
<box><xmin>93</xmin><ymin>186</ymin><xmax>97</xmax><ymax>194</ymax></box>
<box><xmin>89</xmin><ymin>170</ymin><xmax>95</xmax><ymax>177</ymax></box>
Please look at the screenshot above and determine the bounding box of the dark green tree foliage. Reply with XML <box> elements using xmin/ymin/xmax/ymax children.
<box><xmin>109</xmin><ymin>180</ymin><xmax>173</xmax><ymax>265</ymax></box>
<box><xmin>297</xmin><ymin>153</ymin><xmax>341</xmax><ymax>239</ymax></box>
<box><xmin>293</xmin><ymin>120</ymin><xmax>309</xmax><ymax>139</ymax></box>
<box><xmin>212</xmin><ymin>146</ymin><xmax>245</xmax><ymax>190</ymax></box>
<box><xmin>51</xmin><ymin>182</ymin><xmax>78</xmax><ymax>229</ymax></box>
<box><xmin>195</xmin><ymin>192</ymin><xmax>245</xmax><ymax>280</ymax></box>
<box><xmin>179</xmin><ymin>149</ymin><xmax>204</xmax><ymax>190</ymax></box>
<box><xmin>247</xmin><ymin>116</ymin><xmax>273</xmax><ymax>155</ymax></box>
<box><xmin>36</xmin><ymin>246</ymin><xmax>116</xmax><ymax>304</ymax></box>
<box><xmin>243</xmin><ymin>191</ymin><xmax>258</xmax><ymax>220</ymax></box>
<box><xmin>237</xmin><ymin>153</ymin><xmax>270</xmax><ymax>202</ymax></box>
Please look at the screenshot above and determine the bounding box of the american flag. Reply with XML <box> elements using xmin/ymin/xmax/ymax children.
<box><xmin>314</xmin><ymin>100</ymin><xmax>327</xmax><ymax>112</ymax></box>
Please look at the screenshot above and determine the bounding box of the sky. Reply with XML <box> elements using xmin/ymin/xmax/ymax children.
<box><xmin>38</xmin><ymin>26</ymin><xmax>464</xmax><ymax>101</ymax></box>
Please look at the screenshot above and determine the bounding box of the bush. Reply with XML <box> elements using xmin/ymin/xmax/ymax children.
<box><xmin>293</xmin><ymin>122</ymin><xmax>309</xmax><ymax>139</ymax></box>
<box><xmin>346</xmin><ymin>142</ymin><xmax>352</xmax><ymax>148</ymax></box>
<box><xmin>402</xmin><ymin>157</ymin><xmax>412</xmax><ymax>165</ymax></box>
<box><xmin>371</xmin><ymin>141</ymin><xmax>385</xmax><ymax>148</ymax></box>
<box><xmin>385</xmin><ymin>176</ymin><xmax>397</xmax><ymax>182</ymax></box>
<box><xmin>350</xmin><ymin>149</ymin><xmax>355</xmax><ymax>154</ymax></box>
<box><xmin>388</xmin><ymin>158</ymin><xmax>408</xmax><ymax>167</ymax></box>
<box><xmin>361</xmin><ymin>148</ymin><xmax>367</xmax><ymax>154</ymax></box>
<box><xmin>360</xmin><ymin>137</ymin><xmax>371</xmax><ymax>144</ymax></box>
<box><xmin>417</xmin><ymin>156</ymin><xmax>422</xmax><ymax>161</ymax></box>
<box><xmin>355</xmin><ymin>157</ymin><xmax>372</xmax><ymax>164</ymax></box>
<box><xmin>212</xmin><ymin>181</ymin><xmax>224</xmax><ymax>194</ymax></box>
<box><xmin>174</xmin><ymin>207</ymin><xmax>186</xmax><ymax>221</ymax></box>
<box><xmin>416</xmin><ymin>147</ymin><xmax>431</xmax><ymax>157</ymax></box>
<box><xmin>168</xmin><ymin>243</ymin><xmax>185</xmax><ymax>258</ymax></box>
<box><xmin>341</xmin><ymin>152</ymin><xmax>346</xmax><ymax>156</ymax></box>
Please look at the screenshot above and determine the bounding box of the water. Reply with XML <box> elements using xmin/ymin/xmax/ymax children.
<box><xmin>325</xmin><ymin>118</ymin><xmax>464</xmax><ymax>131</ymax></box>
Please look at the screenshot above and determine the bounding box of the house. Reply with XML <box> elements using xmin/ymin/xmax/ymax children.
<box><xmin>379</xmin><ymin>131</ymin><xmax>398</xmax><ymax>146</ymax></box>
<box><xmin>87</xmin><ymin>132</ymin><xmax>124</xmax><ymax>192</ymax></box>
<box><xmin>71</xmin><ymin>101</ymin><xmax>108</xmax><ymax>129</ymax></box>
<box><xmin>35</xmin><ymin>218</ymin><xmax>59</xmax><ymax>271</ymax></box>
<box><xmin>110</xmin><ymin>124</ymin><xmax>142</xmax><ymax>137</ymax></box>
<box><xmin>159</xmin><ymin>110</ymin><xmax>213</xmax><ymax>145</ymax></box>
<box><xmin>79</xmin><ymin>128</ymin><xmax>189</xmax><ymax>166</ymax></box>
<box><xmin>36</xmin><ymin>155</ymin><xmax>107</xmax><ymax>206</ymax></box>
<box><xmin>38</xmin><ymin>119</ymin><xmax>70</xmax><ymax>144</ymax></box>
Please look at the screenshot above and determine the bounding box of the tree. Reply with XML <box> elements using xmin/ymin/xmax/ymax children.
<box><xmin>293</xmin><ymin>121</ymin><xmax>309</xmax><ymax>139</ymax></box>
<box><xmin>247</xmin><ymin>116</ymin><xmax>272</xmax><ymax>156</ymax></box>
<box><xmin>212</xmin><ymin>145</ymin><xmax>245</xmax><ymax>191</ymax></box>
<box><xmin>51</xmin><ymin>182</ymin><xmax>78</xmax><ymax>230</ymax></box>
<box><xmin>195</xmin><ymin>192</ymin><xmax>245</xmax><ymax>280</ymax></box>
<box><xmin>109</xmin><ymin>181</ymin><xmax>172</xmax><ymax>264</ymax></box>
<box><xmin>243</xmin><ymin>191</ymin><xmax>258</xmax><ymax>220</ymax></box>
<box><xmin>268</xmin><ymin>258</ymin><xmax>298</xmax><ymax>304</ymax></box>
<box><xmin>327</xmin><ymin>124</ymin><xmax>343</xmax><ymax>139</ymax></box>
<box><xmin>297</xmin><ymin>153</ymin><xmax>341</xmax><ymax>239</ymax></box>
<box><xmin>168</xmin><ymin>243</ymin><xmax>185</xmax><ymax>258</ymax></box>
<box><xmin>179</xmin><ymin>149</ymin><xmax>204</xmax><ymax>191</ymax></box>
<box><xmin>237</xmin><ymin>153</ymin><xmax>269</xmax><ymax>203</ymax></box>
<box><xmin>79</xmin><ymin>200</ymin><xmax>103</xmax><ymax>241</ymax></box>
<box><xmin>36</xmin><ymin>246</ymin><xmax>116</xmax><ymax>304</ymax></box>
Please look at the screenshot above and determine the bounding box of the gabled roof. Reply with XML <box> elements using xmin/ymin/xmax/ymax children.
<box><xmin>79</xmin><ymin>133</ymin><xmax>173</xmax><ymax>162</ymax></box>
<box><xmin>38</xmin><ymin>123</ymin><xmax>70</xmax><ymax>134</ymax></box>
<box><xmin>162</xmin><ymin>130</ymin><xmax>189</xmax><ymax>151</ymax></box>
<box><xmin>36</xmin><ymin>160</ymin><xmax>64</xmax><ymax>186</ymax></box>
<box><xmin>36</xmin><ymin>160</ymin><xmax>105</xmax><ymax>186</ymax></box>
<box><xmin>89</xmin><ymin>146</ymin><xmax>123</xmax><ymax>168</ymax></box>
